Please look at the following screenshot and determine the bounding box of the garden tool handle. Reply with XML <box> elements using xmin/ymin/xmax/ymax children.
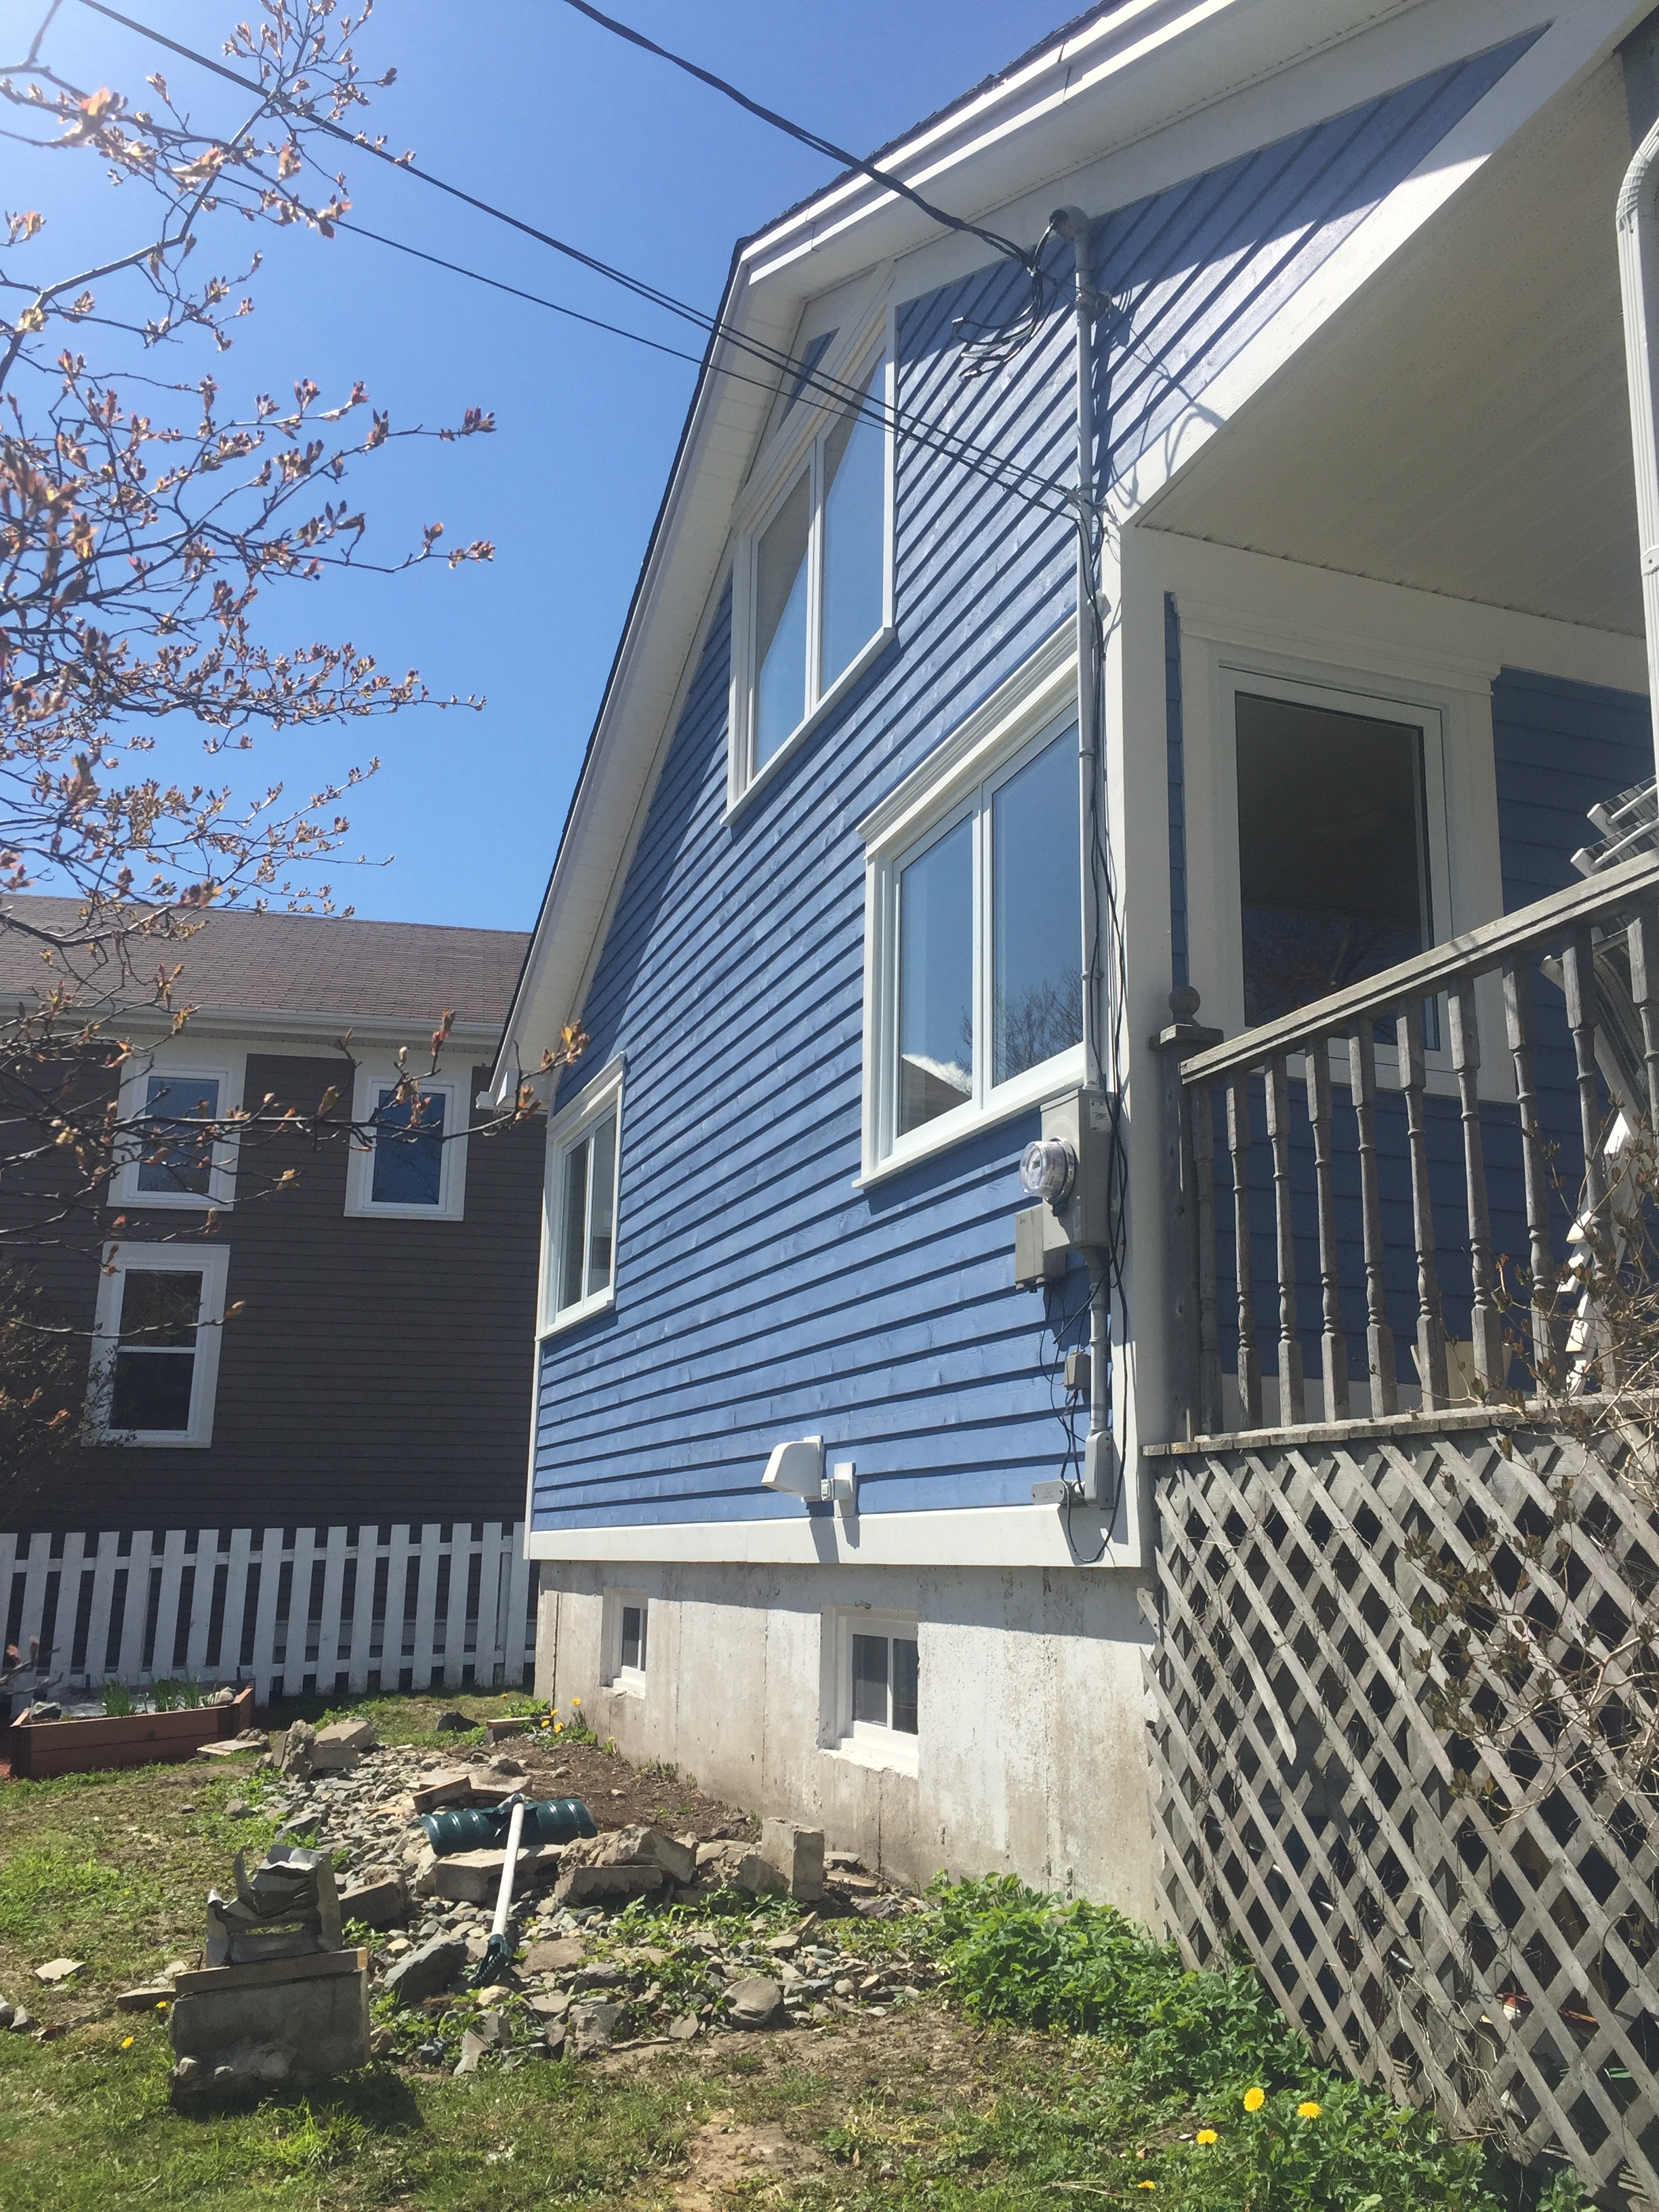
<box><xmin>489</xmin><ymin>1795</ymin><xmax>526</xmax><ymax>1940</ymax></box>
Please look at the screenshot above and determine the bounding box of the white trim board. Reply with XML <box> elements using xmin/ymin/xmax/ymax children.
<box><xmin>524</xmin><ymin>1499</ymin><xmax>1138</xmax><ymax>1572</ymax></box>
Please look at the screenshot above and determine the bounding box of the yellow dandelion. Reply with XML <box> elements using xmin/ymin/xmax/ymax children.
<box><xmin>119</xmin><ymin>2036</ymin><xmax>134</xmax><ymax>2050</ymax></box>
<box><xmin>1296</xmin><ymin>2102</ymin><xmax>1322</xmax><ymax>2121</ymax></box>
<box><xmin>156</xmin><ymin>2000</ymin><xmax>169</xmax><ymax>2011</ymax></box>
<box><xmin>1195</xmin><ymin>2130</ymin><xmax>1218</xmax><ymax>2146</ymax></box>
<box><xmin>1242</xmin><ymin>2087</ymin><xmax>1265</xmax><ymax>2113</ymax></box>
<box><xmin>1136</xmin><ymin>2183</ymin><xmax>1156</xmax><ymax>2191</ymax></box>
<box><xmin>571</xmin><ymin>1696</ymin><xmax>581</xmax><ymax>1707</ymax></box>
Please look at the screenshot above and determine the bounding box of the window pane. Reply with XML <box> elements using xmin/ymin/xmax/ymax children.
<box><xmin>892</xmin><ymin>1637</ymin><xmax>919</xmax><ymax>1734</ymax></box>
<box><xmin>851</xmin><ymin>1633</ymin><xmax>888</xmax><ymax>1725</ymax></box>
<box><xmin>560</xmin><ymin>1136</ymin><xmax>590</xmax><ymax>1312</ymax></box>
<box><xmin>585</xmin><ymin>1111</ymin><xmax>617</xmax><ymax>1300</ymax></box>
<box><xmin>787</xmin><ymin>328</ymin><xmax>836</xmax><ymax>408</ymax></box>
<box><xmin>992</xmin><ymin>731</ymin><xmax>1084</xmax><ymax>1084</ymax></box>
<box><xmin>897</xmin><ymin>817</ymin><xmax>974</xmax><ymax>1135</ymax></box>
<box><xmin>119</xmin><ymin>1269</ymin><xmax>202</xmax><ymax>1347</ymax></box>
<box><xmin>820</xmin><ymin>363</ymin><xmax>885</xmax><ymax>691</ymax></box>
<box><xmin>371</xmin><ymin>1086</ymin><xmax>445</xmax><ymax>1206</ymax></box>
<box><xmin>1235</xmin><ymin>693</ymin><xmax>1430</xmax><ymax>1027</ymax></box>
<box><xmin>754</xmin><ymin>474</ymin><xmax>811</xmax><ymax>764</ymax></box>
<box><xmin>621</xmin><ymin>1603</ymin><xmax>645</xmax><ymax>1672</ymax></box>
<box><xmin>136</xmin><ymin>1073</ymin><xmax>220</xmax><ymax>1196</ymax></box>
<box><xmin>110</xmin><ymin>1348</ymin><xmax>196</xmax><ymax>1431</ymax></box>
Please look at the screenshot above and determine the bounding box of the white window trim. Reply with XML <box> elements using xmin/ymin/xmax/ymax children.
<box><xmin>600</xmin><ymin>1586</ymin><xmax>649</xmax><ymax>1696</ymax></box>
<box><xmin>88</xmin><ymin>1241</ymin><xmax>231</xmax><ymax>1449</ymax></box>
<box><xmin>726</xmin><ymin>314</ymin><xmax>897</xmax><ymax>815</ymax></box>
<box><xmin>343</xmin><ymin>1061</ymin><xmax>470</xmax><ymax>1221</ymax></box>
<box><xmin>539</xmin><ymin>1053</ymin><xmax>626</xmax><ymax>1336</ymax></box>
<box><xmin>819</xmin><ymin>1606</ymin><xmax>919</xmax><ymax>1778</ymax></box>
<box><xmin>110</xmin><ymin>1048</ymin><xmax>245</xmax><ymax>1212</ymax></box>
<box><xmin>1183</xmin><ymin>619</ymin><xmax>1514</xmax><ymax>1101</ymax></box>
<box><xmin>857</xmin><ymin>637</ymin><xmax>1084</xmax><ymax>1184</ymax></box>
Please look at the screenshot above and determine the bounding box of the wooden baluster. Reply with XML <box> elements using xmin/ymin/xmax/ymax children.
<box><xmin>1303</xmin><ymin>1042</ymin><xmax>1349</xmax><ymax>1420</ymax></box>
<box><xmin>1561</xmin><ymin>923</ymin><xmax>1607</xmax><ymax>1221</ymax></box>
<box><xmin>1264</xmin><ymin>1054</ymin><xmax>1305</xmax><ymax>1427</ymax></box>
<box><xmin>1448</xmin><ymin>979</ymin><xmax>1502</xmax><ymax>1395</ymax></box>
<box><xmin>1189</xmin><ymin>1079</ymin><xmax>1224</xmax><ymax>1436</ymax></box>
<box><xmin>1227</xmin><ymin>1073</ymin><xmax>1262</xmax><ymax>1429</ymax></box>
<box><xmin>1502</xmin><ymin>954</ymin><xmax>1557</xmax><ymax>1382</ymax></box>
<box><xmin>1347</xmin><ymin>1021</ymin><xmax>1397</xmax><ymax>1416</ymax></box>
<box><xmin>1627</xmin><ymin>901</ymin><xmax>1659</xmax><ymax>1127</ymax></box>
<box><xmin>1399</xmin><ymin>996</ymin><xmax>1449</xmax><ymax>1411</ymax></box>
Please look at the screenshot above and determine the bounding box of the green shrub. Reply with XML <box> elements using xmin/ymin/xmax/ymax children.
<box><xmin>928</xmin><ymin>1877</ymin><xmax>1574</xmax><ymax>2211</ymax></box>
<box><xmin>150</xmin><ymin>1679</ymin><xmax>182</xmax><ymax>1711</ymax></box>
<box><xmin>101</xmin><ymin>1680</ymin><xmax>132</xmax><ymax>1717</ymax></box>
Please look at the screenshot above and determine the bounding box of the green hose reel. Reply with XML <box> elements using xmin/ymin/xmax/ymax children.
<box><xmin>418</xmin><ymin>1793</ymin><xmax>596</xmax><ymax>1856</ymax></box>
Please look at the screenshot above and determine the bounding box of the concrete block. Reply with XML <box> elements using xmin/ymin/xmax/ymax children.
<box><xmin>411</xmin><ymin>1767</ymin><xmax>474</xmax><ymax>1816</ymax></box>
<box><xmin>696</xmin><ymin>1841</ymin><xmax>786</xmax><ymax>1897</ymax></box>
<box><xmin>168</xmin><ymin>1947</ymin><xmax>368</xmax><ymax>2097</ymax></box>
<box><xmin>523</xmin><ymin>1936</ymin><xmax>586</xmax><ymax>1975</ymax></box>
<box><xmin>760</xmin><ymin>1819</ymin><xmax>825</xmax><ymax>1902</ymax></box>
<box><xmin>598</xmin><ymin>1825</ymin><xmax>695</xmax><ymax>1884</ymax></box>
<box><xmin>430</xmin><ymin>1844</ymin><xmax>560</xmax><ymax>1905</ymax></box>
<box><xmin>553</xmin><ymin>1862</ymin><xmax>665</xmax><ymax>1907</ymax></box>
<box><xmin>339</xmin><ymin>1872</ymin><xmax>408</xmax><ymax>1929</ymax></box>
<box><xmin>312</xmin><ymin>1719</ymin><xmax>375</xmax><ymax>1771</ymax></box>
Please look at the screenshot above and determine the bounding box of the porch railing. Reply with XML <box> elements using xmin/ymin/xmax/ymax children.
<box><xmin>1157</xmin><ymin>849</ymin><xmax>1659</xmax><ymax>1437</ymax></box>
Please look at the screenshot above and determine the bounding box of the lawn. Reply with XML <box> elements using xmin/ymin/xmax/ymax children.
<box><xmin>0</xmin><ymin>1692</ymin><xmax>1573</xmax><ymax>2212</ymax></box>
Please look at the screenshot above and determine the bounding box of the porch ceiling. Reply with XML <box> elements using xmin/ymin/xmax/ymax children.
<box><xmin>1138</xmin><ymin>59</ymin><xmax>1642</xmax><ymax>637</ymax></box>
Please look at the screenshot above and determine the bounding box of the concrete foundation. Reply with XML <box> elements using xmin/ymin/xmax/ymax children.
<box><xmin>533</xmin><ymin>1560</ymin><xmax>1157</xmax><ymax>1920</ymax></box>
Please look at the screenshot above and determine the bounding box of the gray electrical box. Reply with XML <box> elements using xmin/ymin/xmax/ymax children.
<box><xmin>1019</xmin><ymin>1086</ymin><xmax>1117</xmax><ymax>1250</ymax></box>
<box><xmin>1013</xmin><ymin>1204</ymin><xmax>1067</xmax><ymax>1289</ymax></box>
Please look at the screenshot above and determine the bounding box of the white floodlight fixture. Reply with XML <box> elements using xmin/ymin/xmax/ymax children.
<box><xmin>762</xmin><ymin>1435</ymin><xmax>825</xmax><ymax>1500</ymax></box>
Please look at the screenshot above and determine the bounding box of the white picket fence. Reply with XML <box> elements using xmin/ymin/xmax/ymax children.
<box><xmin>0</xmin><ymin>1522</ymin><xmax>538</xmax><ymax>1706</ymax></box>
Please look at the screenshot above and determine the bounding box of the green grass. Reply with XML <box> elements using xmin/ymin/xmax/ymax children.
<box><xmin>0</xmin><ymin>1696</ymin><xmax>1587</xmax><ymax>2212</ymax></box>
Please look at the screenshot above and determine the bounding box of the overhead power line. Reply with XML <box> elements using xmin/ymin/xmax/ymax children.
<box><xmin>553</xmin><ymin>0</ymin><xmax>1042</xmax><ymax>276</ymax></box>
<box><xmin>68</xmin><ymin>0</ymin><xmax>1081</xmax><ymax>520</ymax></box>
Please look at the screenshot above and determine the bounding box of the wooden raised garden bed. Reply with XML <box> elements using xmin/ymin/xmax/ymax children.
<box><xmin>6</xmin><ymin>1683</ymin><xmax>256</xmax><ymax>1779</ymax></box>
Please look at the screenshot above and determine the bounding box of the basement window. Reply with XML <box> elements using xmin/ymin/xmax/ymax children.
<box><xmin>602</xmin><ymin>1587</ymin><xmax>649</xmax><ymax>1694</ymax></box>
<box><xmin>823</xmin><ymin>1609</ymin><xmax>919</xmax><ymax>1776</ymax></box>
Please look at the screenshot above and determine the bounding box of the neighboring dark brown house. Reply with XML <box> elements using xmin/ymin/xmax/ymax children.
<box><xmin>0</xmin><ymin>900</ymin><xmax>546</xmax><ymax>1703</ymax></box>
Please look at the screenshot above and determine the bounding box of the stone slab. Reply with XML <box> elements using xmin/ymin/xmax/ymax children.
<box><xmin>430</xmin><ymin>1843</ymin><xmax>560</xmax><ymax>1904</ymax></box>
<box><xmin>169</xmin><ymin>1954</ymin><xmax>369</xmax><ymax>2093</ymax></box>
<box><xmin>173</xmin><ymin>1946</ymin><xmax>368</xmax><ymax>1997</ymax></box>
<box><xmin>411</xmin><ymin>1769</ymin><xmax>474</xmax><ymax>1816</ymax></box>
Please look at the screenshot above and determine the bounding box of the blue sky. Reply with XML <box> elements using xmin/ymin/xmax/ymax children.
<box><xmin>23</xmin><ymin>0</ymin><xmax>1073</xmax><ymax>931</ymax></box>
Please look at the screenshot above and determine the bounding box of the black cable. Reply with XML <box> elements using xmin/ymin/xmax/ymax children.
<box><xmin>554</xmin><ymin>0</ymin><xmax>1043</xmax><ymax>277</ymax></box>
<box><xmin>68</xmin><ymin>0</ymin><xmax>1082</xmax><ymax>523</ymax></box>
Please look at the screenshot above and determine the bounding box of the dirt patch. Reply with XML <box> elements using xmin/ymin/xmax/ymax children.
<box><xmin>511</xmin><ymin>1739</ymin><xmax>756</xmax><ymax>1843</ymax></box>
<box><xmin>672</xmin><ymin>2111</ymin><xmax>825</xmax><ymax>2211</ymax></box>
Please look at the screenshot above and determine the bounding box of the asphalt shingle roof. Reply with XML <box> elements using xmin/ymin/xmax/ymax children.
<box><xmin>0</xmin><ymin>898</ymin><xmax>528</xmax><ymax>1029</ymax></box>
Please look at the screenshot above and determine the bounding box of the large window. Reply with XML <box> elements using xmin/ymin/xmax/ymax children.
<box><xmin>732</xmin><ymin>346</ymin><xmax>893</xmax><ymax>798</ymax></box>
<box><xmin>110</xmin><ymin>1058</ymin><xmax>241</xmax><ymax>1210</ymax></box>
<box><xmin>345</xmin><ymin>1069</ymin><xmax>467</xmax><ymax>1220</ymax></box>
<box><xmin>90</xmin><ymin>1244</ymin><xmax>230</xmax><ymax>1447</ymax></box>
<box><xmin>869</xmin><ymin>716</ymin><xmax>1083</xmax><ymax>1169</ymax></box>
<box><xmin>541</xmin><ymin>1057</ymin><xmax>624</xmax><ymax>1333</ymax></box>
<box><xmin>1229</xmin><ymin>677</ymin><xmax>1445</xmax><ymax>1031</ymax></box>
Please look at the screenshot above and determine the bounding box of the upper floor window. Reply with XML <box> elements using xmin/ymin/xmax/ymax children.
<box><xmin>345</xmin><ymin>1068</ymin><xmax>468</xmax><ymax>1220</ymax></box>
<box><xmin>541</xmin><ymin>1055</ymin><xmax>624</xmax><ymax>1334</ymax></box>
<box><xmin>730</xmin><ymin>345</ymin><xmax>893</xmax><ymax>803</ymax></box>
<box><xmin>110</xmin><ymin>1057</ymin><xmax>241</xmax><ymax>1211</ymax></box>
<box><xmin>861</xmin><ymin>697</ymin><xmax>1084</xmax><ymax>1176</ymax></box>
<box><xmin>89</xmin><ymin>1243</ymin><xmax>230</xmax><ymax>1448</ymax></box>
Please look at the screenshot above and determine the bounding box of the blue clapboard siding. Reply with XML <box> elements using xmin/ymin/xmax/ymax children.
<box><xmin>533</xmin><ymin>42</ymin><xmax>1545</xmax><ymax>1532</ymax></box>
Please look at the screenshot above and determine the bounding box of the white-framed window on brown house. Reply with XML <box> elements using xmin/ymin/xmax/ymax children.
<box><xmin>110</xmin><ymin>1053</ymin><xmax>243</xmax><ymax>1211</ymax></box>
<box><xmin>344</xmin><ymin>1064</ymin><xmax>469</xmax><ymax>1221</ymax></box>
<box><xmin>89</xmin><ymin>1243</ymin><xmax>231</xmax><ymax>1448</ymax></box>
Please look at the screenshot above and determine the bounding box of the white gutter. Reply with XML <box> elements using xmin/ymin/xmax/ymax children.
<box><xmin>1617</xmin><ymin>111</ymin><xmax>1659</xmax><ymax>741</ymax></box>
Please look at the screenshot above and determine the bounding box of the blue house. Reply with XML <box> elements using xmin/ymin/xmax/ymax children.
<box><xmin>496</xmin><ymin>0</ymin><xmax>1659</xmax><ymax>1908</ymax></box>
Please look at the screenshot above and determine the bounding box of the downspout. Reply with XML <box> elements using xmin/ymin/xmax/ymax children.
<box><xmin>1053</xmin><ymin>204</ymin><xmax>1115</xmax><ymax>1507</ymax></box>
<box><xmin>1618</xmin><ymin>115</ymin><xmax>1659</xmax><ymax>743</ymax></box>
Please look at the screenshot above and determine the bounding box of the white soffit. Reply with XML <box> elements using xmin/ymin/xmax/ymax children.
<box><xmin>1140</xmin><ymin>58</ymin><xmax>1643</xmax><ymax>633</ymax></box>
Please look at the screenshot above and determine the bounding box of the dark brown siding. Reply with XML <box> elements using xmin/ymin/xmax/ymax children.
<box><xmin>25</xmin><ymin>1054</ymin><xmax>544</xmax><ymax>1533</ymax></box>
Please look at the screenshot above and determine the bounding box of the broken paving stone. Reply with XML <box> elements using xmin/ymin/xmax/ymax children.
<box><xmin>411</xmin><ymin>1767</ymin><xmax>474</xmax><ymax>1816</ymax></box>
<box><xmin>434</xmin><ymin>1711</ymin><xmax>472</xmax><ymax>1733</ymax></box>
<box><xmin>567</xmin><ymin>2000</ymin><xmax>625</xmax><ymax>2057</ymax></box>
<box><xmin>116</xmin><ymin>1986</ymin><xmax>175</xmax><ymax>2011</ymax></box>
<box><xmin>225</xmin><ymin>1801</ymin><xmax>257</xmax><ymax>1819</ymax></box>
<box><xmin>8</xmin><ymin>2012</ymin><xmax>37</xmax><ymax>2034</ymax></box>
<box><xmin>600</xmin><ymin>1824</ymin><xmax>695</xmax><ymax>1885</ymax></box>
<box><xmin>273</xmin><ymin>1810</ymin><xmax>321</xmax><ymax>1846</ymax></box>
<box><xmin>523</xmin><ymin>1936</ymin><xmax>585</xmax><ymax>1975</ymax></box>
<box><xmin>275</xmin><ymin>1719</ymin><xmax>316</xmax><ymax>1782</ymax></box>
<box><xmin>726</xmin><ymin>1975</ymin><xmax>785</xmax><ymax>2028</ymax></box>
<box><xmin>368</xmin><ymin>2024</ymin><xmax>395</xmax><ymax>2058</ymax></box>
<box><xmin>34</xmin><ymin>1959</ymin><xmax>83</xmax><ymax>1985</ymax></box>
<box><xmin>668</xmin><ymin>2013</ymin><xmax>700</xmax><ymax>2041</ymax></box>
<box><xmin>432</xmin><ymin>1843</ymin><xmax>559</xmax><ymax>1906</ymax></box>
<box><xmin>312</xmin><ymin>1719</ymin><xmax>375</xmax><ymax>1773</ymax></box>
<box><xmin>527</xmin><ymin>1992</ymin><xmax>569</xmax><ymax>2020</ymax></box>
<box><xmin>339</xmin><ymin>1871</ymin><xmax>408</xmax><ymax>1929</ymax></box>
<box><xmin>383</xmin><ymin>1935</ymin><xmax>466</xmax><ymax>2005</ymax></box>
<box><xmin>760</xmin><ymin>1818</ymin><xmax>825</xmax><ymax>1902</ymax></box>
<box><xmin>553</xmin><ymin>1862</ymin><xmax>664</xmax><ymax>1908</ymax></box>
<box><xmin>454</xmin><ymin>2029</ymin><xmax>487</xmax><ymax>2076</ymax></box>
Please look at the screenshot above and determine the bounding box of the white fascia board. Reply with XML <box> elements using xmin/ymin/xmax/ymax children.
<box><xmin>1112</xmin><ymin>0</ymin><xmax>1659</xmax><ymax>518</ymax></box>
<box><xmin>525</xmin><ymin>1500</ymin><xmax>1139</xmax><ymax>1572</ymax></box>
<box><xmin>108</xmin><ymin>1007</ymin><xmax>501</xmax><ymax>1050</ymax></box>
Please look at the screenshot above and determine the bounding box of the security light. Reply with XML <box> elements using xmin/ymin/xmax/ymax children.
<box><xmin>762</xmin><ymin>1435</ymin><xmax>825</xmax><ymax>1499</ymax></box>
